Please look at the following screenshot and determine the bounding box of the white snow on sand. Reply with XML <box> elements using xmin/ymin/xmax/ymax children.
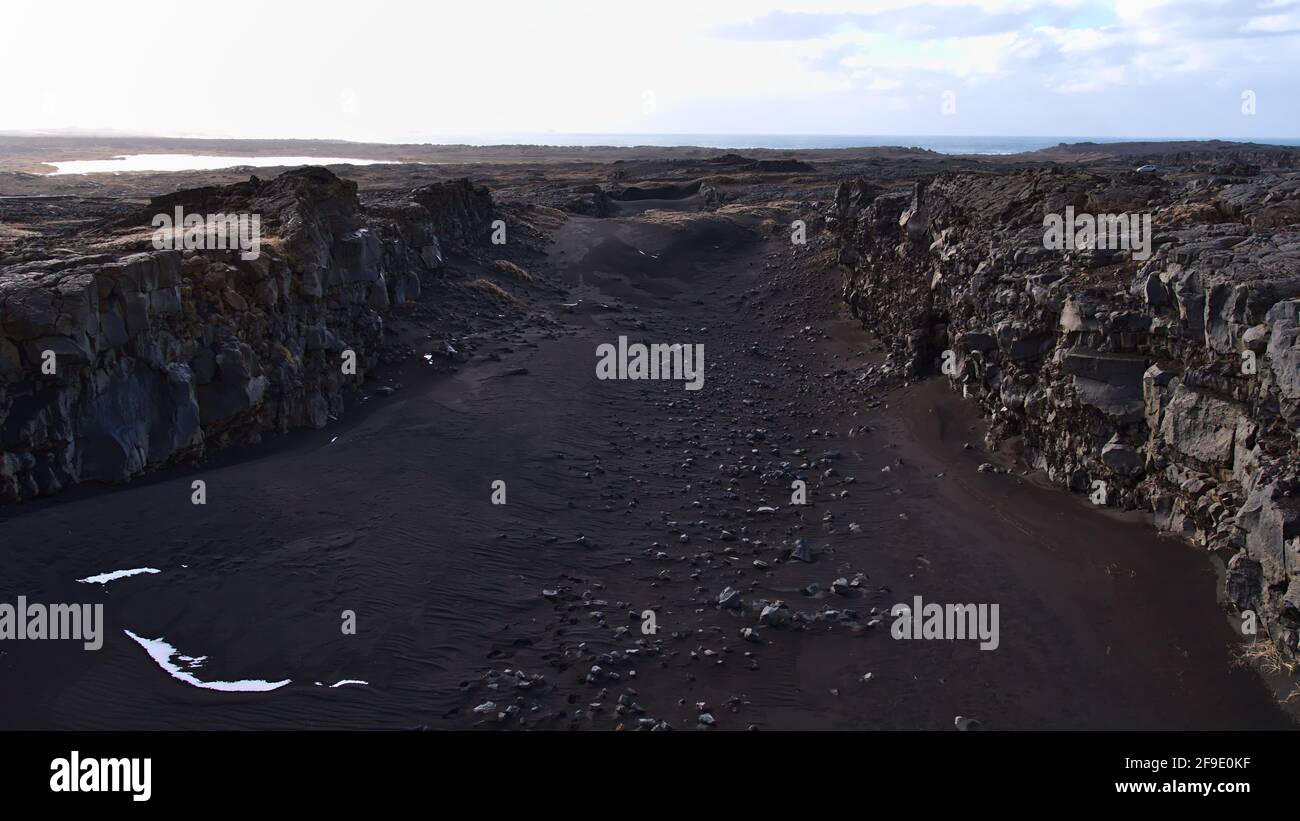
<box><xmin>123</xmin><ymin>630</ymin><xmax>290</xmax><ymax>692</ymax></box>
<box><xmin>77</xmin><ymin>567</ymin><xmax>161</xmax><ymax>584</ymax></box>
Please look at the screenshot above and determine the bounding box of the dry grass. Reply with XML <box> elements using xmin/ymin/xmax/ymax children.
<box><xmin>519</xmin><ymin>205</ymin><xmax>568</xmax><ymax>232</ymax></box>
<box><xmin>469</xmin><ymin>277</ymin><xmax>512</xmax><ymax>300</ymax></box>
<box><xmin>637</xmin><ymin>209</ymin><xmax>734</xmax><ymax>228</ymax></box>
<box><xmin>492</xmin><ymin>259</ymin><xmax>532</xmax><ymax>282</ymax></box>
<box><xmin>720</xmin><ymin>200</ymin><xmax>803</xmax><ymax>215</ymax></box>
<box><xmin>1232</xmin><ymin>638</ymin><xmax>1300</xmax><ymax>704</ymax></box>
<box><xmin>1235</xmin><ymin>638</ymin><xmax>1298</xmax><ymax>676</ymax></box>
<box><xmin>0</xmin><ymin>224</ymin><xmax>40</xmax><ymax>241</ymax></box>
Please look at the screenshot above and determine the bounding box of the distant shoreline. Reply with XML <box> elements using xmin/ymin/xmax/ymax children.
<box><xmin>2</xmin><ymin>133</ymin><xmax>1299</xmax><ymax>176</ymax></box>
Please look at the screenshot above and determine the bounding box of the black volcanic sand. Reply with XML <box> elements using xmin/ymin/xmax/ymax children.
<box><xmin>0</xmin><ymin>203</ymin><xmax>1291</xmax><ymax>730</ymax></box>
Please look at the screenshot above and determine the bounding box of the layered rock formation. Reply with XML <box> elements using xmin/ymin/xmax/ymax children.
<box><xmin>0</xmin><ymin>167</ymin><xmax>492</xmax><ymax>501</ymax></box>
<box><xmin>834</xmin><ymin>165</ymin><xmax>1300</xmax><ymax>652</ymax></box>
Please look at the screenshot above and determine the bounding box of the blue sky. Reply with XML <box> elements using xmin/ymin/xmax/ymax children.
<box><xmin>2</xmin><ymin>0</ymin><xmax>1297</xmax><ymax>141</ymax></box>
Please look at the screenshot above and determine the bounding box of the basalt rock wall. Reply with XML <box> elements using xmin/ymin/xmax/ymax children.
<box><xmin>834</xmin><ymin>166</ymin><xmax>1300</xmax><ymax>651</ymax></box>
<box><xmin>0</xmin><ymin>167</ymin><xmax>492</xmax><ymax>502</ymax></box>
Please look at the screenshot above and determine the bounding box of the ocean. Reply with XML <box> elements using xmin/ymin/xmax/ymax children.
<box><xmin>407</xmin><ymin>134</ymin><xmax>1300</xmax><ymax>155</ymax></box>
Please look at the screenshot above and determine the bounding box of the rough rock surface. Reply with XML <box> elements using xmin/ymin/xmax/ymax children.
<box><xmin>0</xmin><ymin>167</ymin><xmax>492</xmax><ymax>501</ymax></box>
<box><xmin>834</xmin><ymin>166</ymin><xmax>1300</xmax><ymax>653</ymax></box>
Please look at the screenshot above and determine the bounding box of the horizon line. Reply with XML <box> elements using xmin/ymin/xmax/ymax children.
<box><xmin>4</xmin><ymin>130</ymin><xmax>1300</xmax><ymax>146</ymax></box>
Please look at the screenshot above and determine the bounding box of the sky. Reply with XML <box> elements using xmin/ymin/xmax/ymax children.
<box><xmin>2</xmin><ymin>0</ymin><xmax>1298</xmax><ymax>142</ymax></box>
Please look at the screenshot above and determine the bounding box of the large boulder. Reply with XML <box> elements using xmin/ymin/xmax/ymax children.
<box><xmin>1159</xmin><ymin>384</ymin><xmax>1243</xmax><ymax>469</ymax></box>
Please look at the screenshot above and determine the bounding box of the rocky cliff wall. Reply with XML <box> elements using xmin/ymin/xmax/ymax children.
<box><xmin>834</xmin><ymin>166</ymin><xmax>1300</xmax><ymax>652</ymax></box>
<box><xmin>0</xmin><ymin>167</ymin><xmax>492</xmax><ymax>501</ymax></box>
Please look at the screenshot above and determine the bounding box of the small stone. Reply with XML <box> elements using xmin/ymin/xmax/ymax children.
<box><xmin>954</xmin><ymin>715</ymin><xmax>981</xmax><ymax>731</ymax></box>
<box><xmin>760</xmin><ymin>603</ymin><xmax>790</xmax><ymax>627</ymax></box>
<box><xmin>790</xmin><ymin>538</ymin><xmax>813</xmax><ymax>562</ymax></box>
<box><xmin>718</xmin><ymin>587</ymin><xmax>743</xmax><ymax>609</ymax></box>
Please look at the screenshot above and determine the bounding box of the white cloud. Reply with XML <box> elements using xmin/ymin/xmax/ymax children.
<box><xmin>1242</xmin><ymin>10</ymin><xmax>1300</xmax><ymax>31</ymax></box>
